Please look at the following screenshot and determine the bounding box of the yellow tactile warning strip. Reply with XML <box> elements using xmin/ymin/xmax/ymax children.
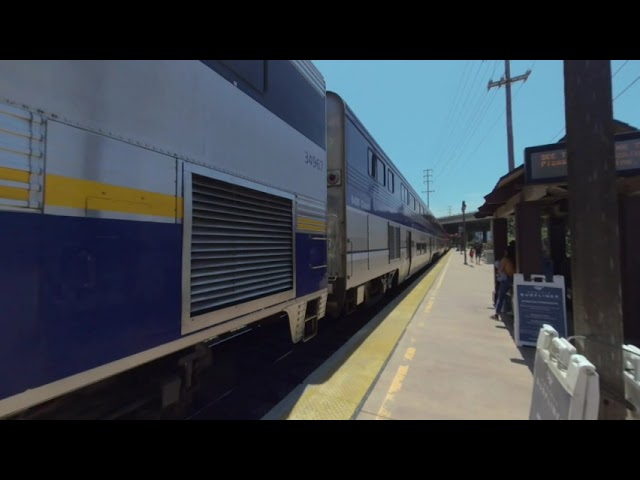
<box><xmin>263</xmin><ymin>250</ymin><xmax>453</xmax><ymax>420</ymax></box>
<box><xmin>374</xmin><ymin>256</ymin><xmax>452</xmax><ymax>420</ymax></box>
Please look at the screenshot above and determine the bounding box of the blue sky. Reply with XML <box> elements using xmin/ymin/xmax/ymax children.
<box><xmin>311</xmin><ymin>60</ymin><xmax>640</xmax><ymax>218</ymax></box>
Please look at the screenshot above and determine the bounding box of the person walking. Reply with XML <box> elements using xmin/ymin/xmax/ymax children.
<box><xmin>475</xmin><ymin>243</ymin><xmax>482</xmax><ymax>264</ymax></box>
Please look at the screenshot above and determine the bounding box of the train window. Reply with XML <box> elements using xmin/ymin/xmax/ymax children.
<box><xmin>388</xmin><ymin>224</ymin><xmax>394</xmax><ymax>260</ymax></box>
<box><xmin>368</xmin><ymin>149</ymin><xmax>382</xmax><ymax>185</ymax></box>
<box><xmin>377</xmin><ymin>157</ymin><xmax>386</xmax><ymax>186</ymax></box>
<box><xmin>369</xmin><ymin>150</ymin><xmax>387</xmax><ymax>186</ymax></box>
<box><xmin>388</xmin><ymin>171</ymin><xmax>395</xmax><ymax>193</ymax></box>
<box><xmin>388</xmin><ymin>224</ymin><xmax>401</xmax><ymax>261</ymax></box>
<box><xmin>368</xmin><ymin>150</ymin><xmax>376</xmax><ymax>178</ymax></box>
<box><xmin>409</xmin><ymin>193</ymin><xmax>415</xmax><ymax>209</ymax></box>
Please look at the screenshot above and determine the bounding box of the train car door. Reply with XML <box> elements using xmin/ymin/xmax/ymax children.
<box><xmin>407</xmin><ymin>230</ymin><xmax>412</xmax><ymax>274</ymax></box>
<box><xmin>367</xmin><ymin>214</ymin><xmax>371</xmax><ymax>271</ymax></box>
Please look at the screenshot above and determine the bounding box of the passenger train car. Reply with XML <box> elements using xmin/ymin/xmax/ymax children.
<box><xmin>0</xmin><ymin>60</ymin><xmax>447</xmax><ymax>419</ymax></box>
<box><xmin>325</xmin><ymin>92</ymin><xmax>447</xmax><ymax>316</ymax></box>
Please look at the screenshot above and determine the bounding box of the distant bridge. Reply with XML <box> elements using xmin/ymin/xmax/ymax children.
<box><xmin>437</xmin><ymin>211</ymin><xmax>493</xmax><ymax>244</ymax></box>
<box><xmin>438</xmin><ymin>212</ymin><xmax>488</xmax><ymax>226</ymax></box>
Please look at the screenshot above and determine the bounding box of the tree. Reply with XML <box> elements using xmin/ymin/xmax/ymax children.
<box><xmin>507</xmin><ymin>216</ymin><xmax>516</xmax><ymax>243</ymax></box>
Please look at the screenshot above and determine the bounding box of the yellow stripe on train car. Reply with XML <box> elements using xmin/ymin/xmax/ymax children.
<box><xmin>297</xmin><ymin>216</ymin><xmax>326</xmax><ymax>227</ymax></box>
<box><xmin>297</xmin><ymin>217</ymin><xmax>326</xmax><ymax>232</ymax></box>
<box><xmin>296</xmin><ymin>224</ymin><xmax>326</xmax><ymax>233</ymax></box>
<box><xmin>0</xmin><ymin>167</ymin><xmax>30</xmax><ymax>184</ymax></box>
<box><xmin>45</xmin><ymin>174</ymin><xmax>183</xmax><ymax>219</ymax></box>
<box><xmin>0</xmin><ymin>185</ymin><xmax>29</xmax><ymax>201</ymax></box>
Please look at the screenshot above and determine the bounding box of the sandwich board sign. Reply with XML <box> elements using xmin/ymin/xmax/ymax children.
<box><xmin>513</xmin><ymin>274</ymin><xmax>567</xmax><ymax>347</ymax></box>
<box><xmin>529</xmin><ymin>325</ymin><xmax>599</xmax><ymax>420</ymax></box>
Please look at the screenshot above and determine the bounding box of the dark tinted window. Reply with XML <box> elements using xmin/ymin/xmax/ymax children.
<box><xmin>200</xmin><ymin>60</ymin><xmax>325</xmax><ymax>149</ymax></box>
<box><xmin>219</xmin><ymin>60</ymin><xmax>265</xmax><ymax>92</ymax></box>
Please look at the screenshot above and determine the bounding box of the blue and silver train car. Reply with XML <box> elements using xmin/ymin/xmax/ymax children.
<box><xmin>0</xmin><ymin>60</ymin><xmax>328</xmax><ymax>418</ymax></box>
<box><xmin>325</xmin><ymin>91</ymin><xmax>447</xmax><ymax>316</ymax></box>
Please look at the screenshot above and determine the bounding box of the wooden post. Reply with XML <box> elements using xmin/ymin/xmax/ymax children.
<box><xmin>563</xmin><ymin>60</ymin><xmax>626</xmax><ymax>419</ymax></box>
<box><xmin>514</xmin><ymin>202</ymin><xmax>543</xmax><ymax>276</ymax></box>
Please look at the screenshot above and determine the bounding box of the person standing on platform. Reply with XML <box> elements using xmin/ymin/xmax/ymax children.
<box><xmin>491</xmin><ymin>245</ymin><xmax>515</xmax><ymax>319</ymax></box>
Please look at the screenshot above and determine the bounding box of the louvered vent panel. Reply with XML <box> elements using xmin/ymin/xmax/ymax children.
<box><xmin>190</xmin><ymin>174</ymin><xmax>293</xmax><ymax>317</ymax></box>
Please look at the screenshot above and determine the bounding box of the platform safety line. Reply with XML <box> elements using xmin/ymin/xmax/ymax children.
<box><xmin>263</xmin><ymin>250</ymin><xmax>453</xmax><ymax>421</ymax></box>
<box><xmin>375</xmin><ymin>254</ymin><xmax>453</xmax><ymax>420</ymax></box>
<box><xmin>417</xmin><ymin>254</ymin><xmax>451</xmax><ymax>327</ymax></box>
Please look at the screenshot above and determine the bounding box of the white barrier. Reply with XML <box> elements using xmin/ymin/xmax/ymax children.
<box><xmin>529</xmin><ymin>325</ymin><xmax>600</xmax><ymax>420</ymax></box>
<box><xmin>623</xmin><ymin>345</ymin><xmax>640</xmax><ymax>420</ymax></box>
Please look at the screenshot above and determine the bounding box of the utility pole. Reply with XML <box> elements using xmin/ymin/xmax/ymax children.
<box><xmin>422</xmin><ymin>169</ymin><xmax>434</xmax><ymax>207</ymax></box>
<box><xmin>564</xmin><ymin>60</ymin><xmax>626</xmax><ymax>420</ymax></box>
<box><xmin>448</xmin><ymin>206</ymin><xmax>452</xmax><ymax>216</ymax></box>
<box><xmin>488</xmin><ymin>60</ymin><xmax>531</xmax><ymax>172</ymax></box>
<box><xmin>462</xmin><ymin>201</ymin><xmax>467</xmax><ymax>265</ymax></box>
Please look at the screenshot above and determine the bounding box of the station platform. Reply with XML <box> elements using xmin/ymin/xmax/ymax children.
<box><xmin>262</xmin><ymin>249</ymin><xmax>535</xmax><ymax>420</ymax></box>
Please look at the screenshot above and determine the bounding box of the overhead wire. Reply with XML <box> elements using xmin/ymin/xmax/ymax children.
<box><xmin>438</xmin><ymin>61</ymin><xmax>532</xmax><ymax>181</ymax></box>
<box><xmin>434</xmin><ymin>60</ymin><xmax>497</xmax><ymax>178</ymax></box>
<box><xmin>430</xmin><ymin>61</ymin><xmax>490</xmax><ymax>173</ymax></box>
<box><xmin>429</xmin><ymin>61</ymin><xmax>474</xmax><ymax>173</ymax></box>
<box><xmin>549</xmin><ymin>60</ymin><xmax>635</xmax><ymax>142</ymax></box>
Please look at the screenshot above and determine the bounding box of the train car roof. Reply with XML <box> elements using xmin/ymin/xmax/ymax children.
<box><xmin>292</xmin><ymin>61</ymin><xmax>326</xmax><ymax>97</ymax></box>
<box><xmin>327</xmin><ymin>90</ymin><xmax>441</xmax><ymax>227</ymax></box>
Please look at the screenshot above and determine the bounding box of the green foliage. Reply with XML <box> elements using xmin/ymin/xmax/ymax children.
<box><xmin>507</xmin><ymin>216</ymin><xmax>516</xmax><ymax>243</ymax></box>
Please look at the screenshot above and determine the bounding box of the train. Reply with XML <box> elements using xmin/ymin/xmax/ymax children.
<box><xmin>0</xmin><ymin>60</ymin><xmax>448</xmax><ymax>419</ymax></box>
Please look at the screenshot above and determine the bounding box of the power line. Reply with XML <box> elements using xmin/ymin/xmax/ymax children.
<box><xmin>613</xmin><ymin>60</ymin><xmax>629</xmax><ymax>78</ymax></box>
<box><xmin>434</xmin><ymin>61</ymin><xmax>495</xmax><ymax>175</ymax></box>
<box><xmin>442</xmin><ymin>80</ymin><xmax>529</xmax><ymax>180</ymax></box>
<box><xmin>436</xmin><ymin>88</ymin><xmax>499</xmax><ymax>180</ymax></box>
<box><xmin>549</xmin><ymin>60</ymin><xmax>635</xmax><ymax>143</ymax></box>
<box><xmin>437</xmin><ymin>63</ymin><xmax>533</xmax><ymax>181</ymax></box>
<box><xmin>426</xmin><ymin>70</ymin><xmax>530</xmax><ymax>220</ymax></box>
<box><xmin>613</xmin><ymin>74</ymin><xmax>640</xmax><ymax>101</ymax></box>
<box><xmin>432</xmin><ymin>61</ymin><xmax>490</xmax><ymax>173</ymax></box>
<box><xmin>442</xmin><ymin>64</ymin><xmax>498</xmax><ymax>163</ymax></box>
<box><xmin>488</xmin><ymin>60</ymin><xmax>499</xmax><ymax>82</ymax></box>
<box><xmin>430</xmin><ymin>61</ymin><xmax>474</xmax><ymax>173</ymax></box>
<box><xmin>550</xmin><ymin>125</ymin><xmax>565</xmax><ymax>143</ymax></box>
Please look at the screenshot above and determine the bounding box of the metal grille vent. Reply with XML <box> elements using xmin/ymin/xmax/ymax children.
<box><xmin>190</xmin><ymin>174</ymin><xmax>294</xmax><ymax>317</ymax></box>
<box><xmin>0</xmin><ymin>103</ymin><xmax>45</xmax><ymax>210</ymax></box>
